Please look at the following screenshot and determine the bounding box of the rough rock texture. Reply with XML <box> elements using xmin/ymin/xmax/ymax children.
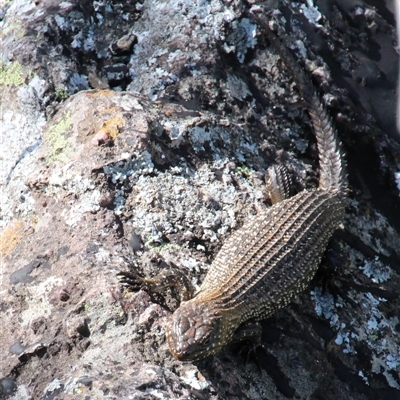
<box><xmin>1</xmin><ymin>1</ymin><xmax>400</xmax><ymax>399</ymax></box>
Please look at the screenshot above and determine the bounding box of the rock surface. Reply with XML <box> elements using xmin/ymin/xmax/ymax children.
<box><xmin>1</xmin><ymin>1</ymin><xmax>400</xmax><ymax>399</ymax></box>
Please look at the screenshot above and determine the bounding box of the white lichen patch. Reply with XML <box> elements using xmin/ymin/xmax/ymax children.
<box><xmin>395</xmin><ymin>172</ymin><xmax>400</xmax><ymax>194</ymax></box>
<box><xmin>94</xmin><ymin>247</ymin><xmax>111</xmax><ymax>263</ymax></box>
<box><xmin>229</xmin><ymin>18</ymin><xmax>257</xmax><ymax>63</ymax></box>
<box><xmin>372</xmin><ymin>352</ymin><xmax>400</xmax><ymax>389</ymax></box>
<box><xmin>386</xmin><ymin>353</ymin><xmax>400</xmax><ymax>370</ymax></box>
<box><xmin>311</xmin><ymin>285</ymin><xmax>400</xmax><ymax>388</ymax></box>
<box><xmin>103</xmin><ymin>151</ymin><xmax>154</xmax><ymax>182</ymax></box>
<box><xmin>162</xmin><ymin>119</ymin><xmax>193</xmax><ymax>144</ymax></box>
<box><xmin>103</xmin><ymin>150</ymin><xmax>155</xmax><ymax>215</ymax></box>
<box><xmin>20</xmin><ymin>276</ymin><xmax>64</xmax><ymax>327</ymax></box>
<box><xmin>60</xmin><ymin>189</ymin><xmax>101</xmax><ymax>227</ymax></box>
<box><xmin>54</xmin><ymin>14</ymin><xmax>67</xmax><ymax>29</ymax></box>
<box><xmin>162</xmin><ymin>116</ymin><xmax>241</xmax><ymax>156</ymax></box>
<box><xmin>189</xmin><ymin>126</ymin><xmax>213</xmax><ymax>150</ymax></box>
<box><xmin>127</xmin><ymin>0</ymin><xmax>256</xmax><ymax>97</ymax></box>
<box><xmin>359</xmin><ymin>257</ymin><xmax>391</xmax><ymax>283</ymax></box>
<box><xmin>68</xmin><ymin>72</ymin><xmax>89</xmax><ymax>93</ymax></box>
<box><xmin>1</xmin><ymin>92</ymin><xmax>46</xmax><ymax>224</ymax></box>
<box><xmin>298</xmin><ymin>0</ymin><xmax>323</xmax><ymax>28</ymax></box>
<box><xmin>179</xmin><ymin>257</ymin><xmax>201</xmax><ymax>274</ymax></box>
<box><xmin>127</xmin><ymin>158</ymin><xmax>262</xmax><ymax>249</ymax></box>
<box><xmin>9</xmin><ymin>385</ymin><xmax>30</xmax><ymax>400</ymax></box>
<box><xmin>4</xmin><ymin>0</ymin><xmax>36</xmax><ymax>16</ymax></box>
<box><xmin>1</xmin><ymin>180</ymin><xmax>36</xmax><ymax>226</ymax></box>
<box><xmin>226</xmin><ymin>73</ymin><xmax>251</xmax><ymax>101</ymax></box>
<box><xmin>346</xmin><ymin>198</ymin><xmax>400</xmax><ymax>257</ymax></box>
<box><xmin>43</xmin><ymin>379</ymin><xmax>63</xmax><ymax>396</ymax></box>
<box><xmin>358</xmin><ymin>370</ymin><xmax>369</xmax><ymax>385</ymax></box>
<box><xmin>46</xmin><ymin>167</ymin><xmax>101</xmax><ymax>226</ymax></box>
<box><xmin>180</xmin><ymin>368</ymin><xmax>211</xmax><ymax>390</ymax></box>
<box><xmin>311</xmin><ymin>287</ymin><xmax>340</xmax><ymax>323</ymax></box>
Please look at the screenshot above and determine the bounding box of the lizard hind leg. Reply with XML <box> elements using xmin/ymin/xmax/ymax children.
<box><xmin>265</xmin><ymin>164</ymin><xmax>295</xmax><ymax>204</ymax></box>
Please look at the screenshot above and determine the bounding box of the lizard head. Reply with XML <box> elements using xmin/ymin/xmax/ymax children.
<box><xmin>165</xmin><ymin>300</ymin><xmax>228</xmax><ymax>361</ymax></box>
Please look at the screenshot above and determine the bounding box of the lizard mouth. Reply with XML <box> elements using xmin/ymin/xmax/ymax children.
<box><xmin>165</xmin><ymin>302</ymin><xmax>223</xmax><ymax>361</ymax></box>
<box><xmin>166</xmin><ymin>334</ymin><xmax>219</xmax><ymax>361</ymax></box>
<box><xmin>166</xmin><ymin>319</ymin><xmax>211</xmax><ymax>361</ymax></box>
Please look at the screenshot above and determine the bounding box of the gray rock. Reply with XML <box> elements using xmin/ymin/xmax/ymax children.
<box><xmin>1</xmin><ymin>1</ymin><xmax>400</xmax><ymax>399</ymax></box>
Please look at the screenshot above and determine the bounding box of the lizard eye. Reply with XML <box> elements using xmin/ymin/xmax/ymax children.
<box><xmin>202</xmin><ymin>335</ymin><xmax>211</xmax><ymax>345</ymax></box>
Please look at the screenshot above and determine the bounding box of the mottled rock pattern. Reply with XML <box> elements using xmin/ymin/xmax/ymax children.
<box><xmin>1</xmin><ymin>1</ymin><xmax>400</xmax><ymax>399</ymax></box>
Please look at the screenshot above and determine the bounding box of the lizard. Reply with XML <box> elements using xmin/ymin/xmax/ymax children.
<box><xmin>118</xmin><ymin>12</ymin><xmax>347</xmax><ymax>361</ymax></box>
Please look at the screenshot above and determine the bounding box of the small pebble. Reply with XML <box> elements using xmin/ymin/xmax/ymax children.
<box><xmin>91</xmin><ymin>129</ymin><xmax>109</xmax><ymax>145</ymax></box>
<box><xmin>109</xmin><ymin>33</ymin><xmax>137</xmax><ymax>56</ymax></box>
<box><xmin>31</xmin><ymin>317</ymin><xmax>47</xmax><ymax>334</ymax></box>
<box><xmin>182</xmin><ymin>230</ymin><xmax>195</xmax><ymax>241</ymax></box>
<box><xmin>98</xmin><ymin>192</ymin><xmax>115</xmax><ymax>207</ymax></box>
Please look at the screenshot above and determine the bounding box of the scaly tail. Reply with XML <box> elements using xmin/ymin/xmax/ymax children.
<box><xmin>252</xmin><ymin>12</ymin><xmax>347</xmax><ymax>195</ymax></box>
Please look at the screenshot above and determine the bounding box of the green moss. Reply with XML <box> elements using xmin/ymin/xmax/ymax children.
<box><xmin>55</xmin><ymin>86</ymin><xmax>70</xmax><ymax>101</ymax></box>
<box><xmin>2</xmin><ymin>21</ymin><xmax>25</xmax><ymax>38</ymax></box>
<box><xmin>46</xmin><ymin>112</ymin><xmax>73</xmax><ymax>164</ymax></box>
<box><xmin>236</xmin><ymin>165</ymin><xmax>251</xmax><ymax>177</ymax></box>
<box><xmin>0</xmin><ymin>61</ymin><xmax>25</xmax><ymax>86</ymax></box>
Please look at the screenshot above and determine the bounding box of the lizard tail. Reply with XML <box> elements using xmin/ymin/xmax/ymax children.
<box><xmin>253</xmin><ymin>13</ymin><xmax>347</xmax><ymax>195</ymax></box>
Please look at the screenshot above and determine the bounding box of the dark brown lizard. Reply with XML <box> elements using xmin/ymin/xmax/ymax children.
<box><xmin>118</xmin><ymin>12</ymin><xmax>347</xmax><ymax>361</ymax></box>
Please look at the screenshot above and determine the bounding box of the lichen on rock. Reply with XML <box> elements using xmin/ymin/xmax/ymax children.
<box><xmin>1</xmin><ymin>1</ymin><xmax>400</xmax><ymax>399</ymax></box>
